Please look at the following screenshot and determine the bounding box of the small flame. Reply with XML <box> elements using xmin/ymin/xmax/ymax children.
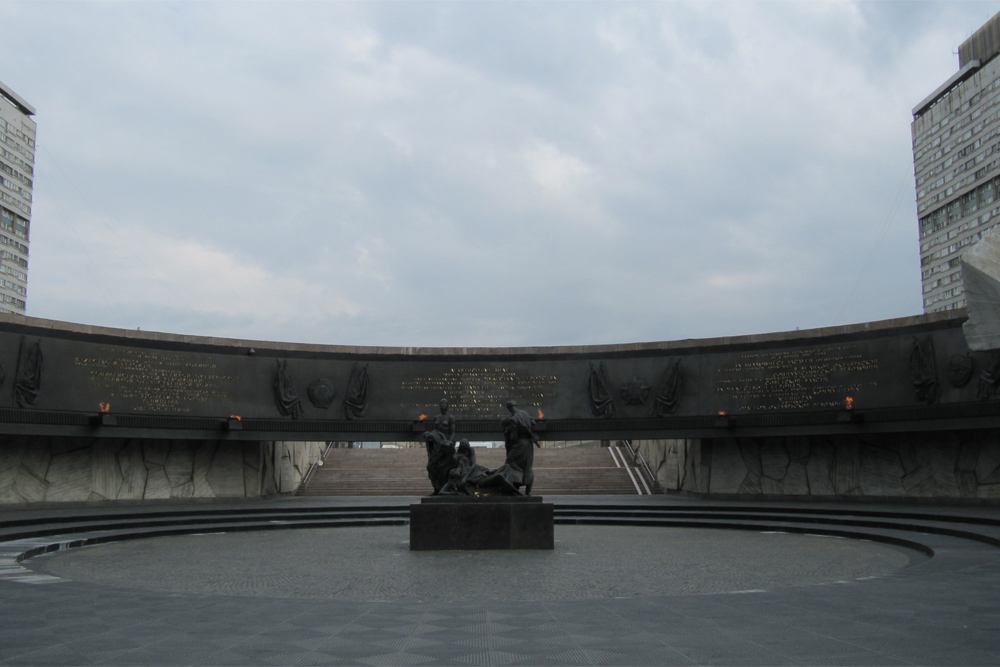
<box><xmin>718</xmin><ymin>411</ymin><xmax>726</xmax><ymax>416</ymax></box>
<box><xmin>229</xmin><ymin>415</ymin><xmax>241</xmax><ymax>421</ymax></box>
<box><xmin>845</xmin><ymin>397</ymin><xmax>854</xmax><ymax>410</ymax></box>
<box><xmin>99</xmin><ymin>403</ymin><xmax>110</xmax><ymax>413</ymax></box>
<box><xmin>537</xmin><ymin>408</ymin><xmax>544</xmax><ymax>419</ymax></box>
<box><xmin>418</xmin><ymin>414</ymin><xmax>427</xmax><ymax>421</ymax></box>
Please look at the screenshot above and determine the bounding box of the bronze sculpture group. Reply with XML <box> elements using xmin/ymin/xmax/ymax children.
<box><xmin>424</xmin><ymin>399</ymin><xmax>540</xmax><ymax>496</ymax></box>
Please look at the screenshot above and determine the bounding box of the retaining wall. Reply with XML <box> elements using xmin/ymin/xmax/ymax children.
<box><xmin>636</xmin><ymin>432</ymin><xmax>1000</xmax><ymax>500</ymax></box>
<box><xmin>0</xmin><ymin>436</ymin><xmax>325</xmax><ymax>505</ymax></box>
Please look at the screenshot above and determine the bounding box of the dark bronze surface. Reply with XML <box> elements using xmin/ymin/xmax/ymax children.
<box><xmin>0</xmin><ymin>312</ymin><xmax>995</xmax><ymax>441</ymax></box>
<box><xmin>409</xmin><ymin>497</ymin><xmax>554</xmax><ymax>550</ymax></box>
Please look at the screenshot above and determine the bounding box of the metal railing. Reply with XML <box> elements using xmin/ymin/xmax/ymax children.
<box><xmin>296</xmin><ymin>441</ymin><xmax>337</xmax><ymax>495</ymax></box>
<box><xmin>618</xmin><ymin>439</ymin><xmax>662</xmax><ymax>494</ymax></box>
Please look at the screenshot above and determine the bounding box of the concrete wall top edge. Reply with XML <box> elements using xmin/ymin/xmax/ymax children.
<box><xmin>0</xmin><ymin>310</ymin><xmax>964</xmax><ymax>357</ymax></box>
<box><xmin>0</xmin><ymin>78</ymin><xmax>35</xmax><ymax>116</ymax></box>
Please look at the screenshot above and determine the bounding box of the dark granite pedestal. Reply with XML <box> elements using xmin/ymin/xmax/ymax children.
<box><xmin>409</xmin><ymin>496</ymin><xmax>554</xmax><ymax>551</ymax></box>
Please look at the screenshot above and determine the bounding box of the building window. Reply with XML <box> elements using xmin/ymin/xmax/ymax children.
<box><xmin>948</xmin><ymin>201</ymin><xmax>963</xmax><ymax>222</ymax></box>
<box><xmin>963</xmin><ymin>191</ymin><xmax>979</xmax><ymax>215</ymax></box>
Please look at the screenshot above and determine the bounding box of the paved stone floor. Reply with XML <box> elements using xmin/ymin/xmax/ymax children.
<box><xmin>27</xmin><ymin>526</ymin><xmax>912</xmax><ymax>602</ymax></box>
<box><xmin>1</xmin><ymin>499</ymin><xmax>999</xmax><ymax>665</ymax></box>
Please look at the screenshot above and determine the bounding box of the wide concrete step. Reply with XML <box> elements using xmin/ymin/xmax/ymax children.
<box><xmin>322</xmin><ymin>448</ymin><xmax>621</xmax><ymax>469</ymax></box>
<box><xmin>301</xmin><ymin>486</ymin><xmax>638</xmax><ymax>496</ymax></box>
<box><xmin>301</xmin><ymin>446</ymin><xmax>644</xmax><ymax>496</ymax></box>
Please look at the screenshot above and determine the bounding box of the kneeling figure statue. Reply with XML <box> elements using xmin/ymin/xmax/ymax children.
<box><xmin>434</xmin><ymin>400</ymin><xmax>541</xmax><ymax>497</ymax></box>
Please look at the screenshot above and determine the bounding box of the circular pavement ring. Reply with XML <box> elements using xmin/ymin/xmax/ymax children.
<box><xmin>27</xmin><ymin>525</ymin><xmax>915</xmax><ymax>602</ymax></box>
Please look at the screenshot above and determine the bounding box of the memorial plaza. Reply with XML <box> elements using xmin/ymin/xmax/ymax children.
<box><xmin>0</xmin><ymin>494</ymin><xmax>999</xmax><ymax>666</ymax></box>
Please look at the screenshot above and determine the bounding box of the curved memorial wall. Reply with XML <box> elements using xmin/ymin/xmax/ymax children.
<box><xmin>1</xmin><ymin>311</ymin><xmax>999</xmax><ymax>503</ymax></box>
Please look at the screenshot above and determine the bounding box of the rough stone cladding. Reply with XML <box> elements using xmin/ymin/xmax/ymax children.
<box><xmin>635</xmin><ymin>439</ymin><xmax>701</xmax><ymax>493</ymax></box>
<box><xmin>0</xmin><ymin>437</ymin><xmax>324</xmax><ymax>504</ymax></box>
<box><xmin>701</xmin><ymin>431</ymin><xmax>1000</xmax><ymax>499</ymax></box>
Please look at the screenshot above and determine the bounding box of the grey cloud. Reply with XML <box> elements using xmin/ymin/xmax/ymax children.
<box><xmin>7</xmin><ymin>1</ymin><xmax>999</xmax><ymax>346</ymax></box>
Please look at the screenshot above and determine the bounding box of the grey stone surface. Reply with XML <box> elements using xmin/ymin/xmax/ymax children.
<box><xmin>19</xmin><ymin>444</ymin><xmax>49</xmax><ymax>485</ymax></box>
<box><xmin>962</xmin><ymin>225</ymin><xmax>1000</xmax><ymax>350</ymax></box>
<box><xmin>760</xmin><ymin>474</ymin><xmax>782</xmax><ymax>495</ymax></box>
<box><xmin>164</xmin><ymin>443</ymin><xmax>194</xmax><ymax>489</ymax></box>
<box><xmin>760</xmin><ymin>439</ymin><xmax>789</xmax><ymax>481</ymax></box>
<box><xmin>44</xmin><ymin>449</ymin><xmax>91</xmax><ymax>502</ymax></box>
<box><xmin>643</xmin><ymin>440</ymin><xmax>666</xmax><ymax>480</ymax></box>
<box><xmin>662</xmin><ymin>441</ymin><xmax>680</xmax><ymax>487</ymax></box>
<box><xmin>172</xmin><ymin>478</ymin><xmax>195</xmax><ymax>499</ymax></box>
<box><xmin>899</xmin><ymin>439</ymin><xmax>921</xmax><ymax>474</ymax></box>
<box><xmin>207</xmin><ymin>443</ymin><xmax>244</xmax><ymax>497</ymax></box>
<box><xmin>2</xmin><ymin>496</ymin><xmax>1000</xmax><ymax>665</ymax></box>
<box><xmin>143</xmin><ymin>464</ymin><xmax>171</xmax><ymax>499</ymax></box>
<box><xmin>30</xmin><ymin>525</ymin><xmax>910</xmax><ymax>601</ymax></box>
<box><xmin>957</xmin><ymin>438</ymin><xmax>982</xmax><ymax>472</ymax></box>
<box><xmin>50</xmin><ymin>437</ymin><xmax>87</xmax><ymax>456</ymax></box>
<box><xmin>11</xmin><ymin>466</ymin><xmax>46</xmax><ymax>503</ymax></box>
<box><xmin>193</xmin><ymin>440</ymin><xmax>216</xmax><ymax>497</ymax></box>
<box><xmin>271</xmin><ymin>440</ymin><xmax>325</xmax><ymax>494</ymax></box>
<box><xmin>786</xmin><ymin>435</ymin><xmax>811</xmax><ymax>462</ymax></box>
<box><xmin>91</xmin><ymin>440</ymin><xmax>120</xmax><ymax>500</ymax></box>
<box><xmin>740</xmin><ymin>438</ymin><xmax>763</xmax><ymax>485</ymax></box>
<box><xmin>118</xmin><ymin>441</ymin><xmax>146</xmax><ymax>499</ymax></box>
<box><xmin>738</xmin><ymin>455</ymin><xmax>763</xmax><ymax>494</ymax></box>
<box><xmin>927</xmin><ymin>443</ymin><xmax>963</xmax><ymax>496</ymax></box>
<box><xmin>834</xmin><ymin>439</ymin><xmax>861</xmax><ymax>495</ymax></box>
<box><xmin>242</xmin><ymin>446</ymin><xmax>259</xmax><ymax>498</ymax></box>
<box><xmin>977</xmin><ymin>482</ymin><xmax>1000</xmax><ymax>498</ymax></box>
<box><xmin>700</xmin><ymin>431</ymin><xmax>1000</xmax><ymax>500</ymax></box>
<box><xmin>142</xmin><ymin>440</ymin><xmax>168</xmax><ymax>466</ymax></box>
<box><xmin>683</xmin><ymin>440</ymin><xmax>700</xmax><ymax>492</ymax></box>
<box><xmin>899</xmin><ymin>440</ymin><xmax>962</xmax><ymax>497</ymax></box>
<box><xmin>8</xmin><ymin>444</ymin><xmax>50</xmax><ymax>502</ymax></box>
<box><xmin>975</xmin><ymin>439</ymin><xmax>1000</xmax><ymax>484</ymax></box>
<box><xmin>783</xmin><ymin>461</ymin><xmax>810</xmax><ymax>495</ymax></box>
<box><xmin>709</xmin><ymin>439</ymin><xmax>746</xmax><ymax>493</ymax></box>
<box><xmin>699</xmin><ymin>463</ymin><xmax>711</xmax><ymax>493</ymax></box>
<box><xmin>0</xmin><ymin>437</ymin><xmax>324</xmax><ymax>504</ymax></box>
<box><xmin>11</xmin><ymin>431</ymin><xmax>1000</xmax><ymax>505</ymax></box>
<box><xmin>858</xmin><ymin>443</ymin><xmax>906</xmax><ymax>496</ymax></box>
<box><xmin>635</xmin><ymin>439</ymin><xmax>701</xmax><ymax>492</ymax></box>
<box><xmin>958</xmin><ymin>469</ymin><xmax>980</xmax><ymax>498</ymax></box>
<box><xmin>0</xmin><ymin>442</ymin><xmax>22</xmax><ymax>499</ymax></box>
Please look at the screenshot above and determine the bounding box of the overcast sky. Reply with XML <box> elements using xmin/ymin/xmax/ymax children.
<box><xmin>3</xmin><ymin>1</ymin><xmax>999</xmax><ymax>348</ymax></box>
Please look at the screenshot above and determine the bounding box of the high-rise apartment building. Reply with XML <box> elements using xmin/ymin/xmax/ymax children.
<box><xmin>0</xmin><ymin>79</ymin><xmax>32</xmax><ymax>316</ymax></box>
<box><xmin>912</xmin><ymin>12</ymin><xmax>1000</xmax><ymax>313</ymax></box>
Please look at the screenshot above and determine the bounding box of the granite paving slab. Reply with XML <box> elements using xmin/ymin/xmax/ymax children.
<box><xmin>0</xmin><ymin>498</ymin><xmax>998</xmax><ymax>665</ymax></box>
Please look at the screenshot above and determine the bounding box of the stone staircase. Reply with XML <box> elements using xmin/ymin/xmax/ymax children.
<box><xmin>299</xmin><ymin>446</ymin><xmax>654</xmax><ymax>496</ymax></box>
